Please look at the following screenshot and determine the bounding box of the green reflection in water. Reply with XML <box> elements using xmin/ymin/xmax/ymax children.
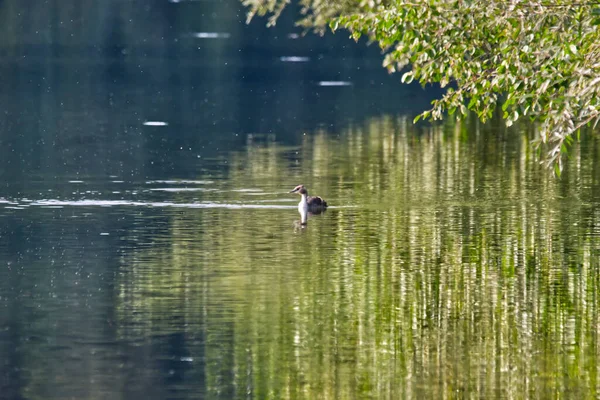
<box><xmin>116</xmin><ymin>115</ymin><xmax>600</xmax><ymax>399</ymax></box>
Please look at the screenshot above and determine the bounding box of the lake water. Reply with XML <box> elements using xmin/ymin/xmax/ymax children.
<box><xmin>2</xmin><ymin>1</ymin><xmax>600</xmax><ymax>399</ymax></box>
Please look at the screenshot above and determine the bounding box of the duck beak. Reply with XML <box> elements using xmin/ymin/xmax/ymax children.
<box><xmin>289</xmin><ymin>189</ymin><xmax>297</xmax><ymax>193</ymax></box>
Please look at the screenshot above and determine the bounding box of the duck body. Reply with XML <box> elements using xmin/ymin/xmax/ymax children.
<box><xmin>290</xmin><ymin>185</ymin><xmax>328</xmax><ymax>213</ymax></box>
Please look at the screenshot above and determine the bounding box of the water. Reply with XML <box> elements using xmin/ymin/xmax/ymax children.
<box><xmin>2</xmin><ymin>1</ymin><xmax>600</xmax><ymax>399</ymax></box>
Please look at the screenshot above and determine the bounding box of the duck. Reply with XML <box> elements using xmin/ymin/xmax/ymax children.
<box><xmin>289</xmin><ymin>185</ymin><xmax>328</xmax><ymax>214</ymax></box>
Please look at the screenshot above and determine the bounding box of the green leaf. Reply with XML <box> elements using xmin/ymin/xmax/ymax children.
<box><xmin>468</xmin><ymin>97</ymin><xmax>477</xmax><ymax>109</ymax></box>
<box><xmin>561</xmin><ymin>144</ymin><xmax>568</xmax><ymax>153</ymax></box>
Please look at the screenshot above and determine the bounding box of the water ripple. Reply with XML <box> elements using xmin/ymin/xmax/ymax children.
<box><xmin>29</xmin><ymin>199</ymin><xmax>297</xmax><ymax>209</ymax></box>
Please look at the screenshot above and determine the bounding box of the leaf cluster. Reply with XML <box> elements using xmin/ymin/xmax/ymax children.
<box><xmin>243</xmin><ymin>0</ymin><xmax>600</xmax><ymax>173</ymax></box>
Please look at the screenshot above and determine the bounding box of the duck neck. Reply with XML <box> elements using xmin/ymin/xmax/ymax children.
<box><xmin>300</xmin><ymin>193</ymin><xmax>308</xmax><ymax>205</ymax></box>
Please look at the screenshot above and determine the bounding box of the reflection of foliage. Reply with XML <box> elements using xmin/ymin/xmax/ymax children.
<box><xmin>243</xmin><ymin>0</ymin><xmax>600</xmax><ymax>173</ymax></box>
<box><xmin>116</xmin><ymin>115</ymin><xmax>600</xmax><ymax>398</ymax></box>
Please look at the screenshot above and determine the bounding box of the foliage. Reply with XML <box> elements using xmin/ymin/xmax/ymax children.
<box><xmin>243</xmin><ymin>0</ymin><xmax>600</xmax><ymax>173</ymax></box>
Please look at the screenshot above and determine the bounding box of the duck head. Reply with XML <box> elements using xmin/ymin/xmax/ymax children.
<box><xmin>289</xmin><ymin>185</ymin><xmax>308</xmax><ymax>195</ymax></box>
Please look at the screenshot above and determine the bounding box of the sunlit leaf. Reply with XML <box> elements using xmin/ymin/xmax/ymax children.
<box><xmin>569</xmin><ymin>44</ymin><xmax>578</xmax><ymax>55</ymax></box>
<box><xmin>401</xmin><ymin>71</ymin><xmax>414</xmax><ymax>84</ymax></box>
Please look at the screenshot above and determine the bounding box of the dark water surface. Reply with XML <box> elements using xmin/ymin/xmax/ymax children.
<box><xmin>2</xmin><ymin>1</ymin><xmax>600</xmax><ymax>399</ymax></box>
